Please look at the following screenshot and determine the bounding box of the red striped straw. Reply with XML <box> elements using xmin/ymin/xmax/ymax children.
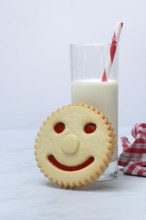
<box><xmin>102</xmin><ymin>22</ymin><xmax>123</xmax><ymax>81</ymax></box>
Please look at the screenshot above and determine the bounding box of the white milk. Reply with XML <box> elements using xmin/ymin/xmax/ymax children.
<box><xmin>72</xmin><ymin>79</ymin><xmax>118</xmax><ymax>161</ymax></box>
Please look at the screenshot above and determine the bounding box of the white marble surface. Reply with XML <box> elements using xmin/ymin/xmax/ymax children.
<box><xmin>0</xmin><ymin>127</ymin><xmax>146</xmax><ymax>220</ymax></box>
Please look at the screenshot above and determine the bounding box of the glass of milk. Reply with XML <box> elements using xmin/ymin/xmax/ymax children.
<box><xmin>70</xmin><ymin>44</ymin><xmax>118</xmax><ymax>181</ymax></box>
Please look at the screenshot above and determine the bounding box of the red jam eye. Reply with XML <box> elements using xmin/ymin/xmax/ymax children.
<box><xmin>54</xmin><ymin>122</ymin><xmax>65</xmax><ymax>133</ymax></box>
<box><xmin>84</xmin><ymin>123</ymin><xmax>96</xmax><ymax>134</ymax></box>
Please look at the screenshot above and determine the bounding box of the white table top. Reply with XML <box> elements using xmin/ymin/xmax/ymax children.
<box><xmin>0</xmin><ymin>127</ymin><xmax>146</xmax><ymax>220</ymax></box>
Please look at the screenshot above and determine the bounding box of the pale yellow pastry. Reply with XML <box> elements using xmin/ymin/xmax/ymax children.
<box><xmin>35</xmin><ymin>104</ymin><xmax>115</xmax><ymax>188</ymax></box>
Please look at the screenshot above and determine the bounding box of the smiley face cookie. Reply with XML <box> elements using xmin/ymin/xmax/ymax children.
<box><xmin>35</xmin><ymin>104</ymin><xmax>115</xmax><ymax>188</ymax></box>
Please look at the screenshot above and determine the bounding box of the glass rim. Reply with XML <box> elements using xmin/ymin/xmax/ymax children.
<box><xmin>70</xmin><ymin>42</ymin><xmax>119</xmax><ymax>47</ymax></box>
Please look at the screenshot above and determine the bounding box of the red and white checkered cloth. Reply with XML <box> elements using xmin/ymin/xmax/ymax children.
<box><xmin>118</xmin><ymin>123</ymin><xmax>146</xmax><ymax>177</ymax></box>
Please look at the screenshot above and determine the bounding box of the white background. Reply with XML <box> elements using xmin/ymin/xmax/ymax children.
<box><xmin>0</xmin><ymin>0</ymin><xmax>146</xmax><ymax>129</ymax></box>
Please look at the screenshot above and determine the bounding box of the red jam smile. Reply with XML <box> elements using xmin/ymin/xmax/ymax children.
<box><xmin>48</xmin><ymin>155</ymin><xmax>94</xmax><ymax>171</ymax></box>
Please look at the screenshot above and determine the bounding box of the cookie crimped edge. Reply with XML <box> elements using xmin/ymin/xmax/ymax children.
<box><xmin>34</xmin><ymin>103</ymin><xmax>116</xmax><ymax>189</ymax></box>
